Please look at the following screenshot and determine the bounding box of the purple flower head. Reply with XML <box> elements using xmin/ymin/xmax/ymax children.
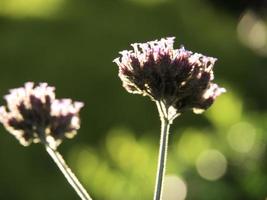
<box><xmin>0</xmin><ymin>82</ymin><xmax>84</xmax><ymax>148</ymax></box>
<box><xmin>114</xmin><ymin>37</ymin><xmax>225</xmax><ymax>116</ymax></box>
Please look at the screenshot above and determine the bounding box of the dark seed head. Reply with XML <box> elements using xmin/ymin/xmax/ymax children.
<box><xmin>0</xmin><ymin>82</ymin><xmax>83</xmax><ymax>148</ymax></box>
<box><xmin>114</xmin><ymin>37</ymin><xmax>225</xmax><ymax>117</ymax></box>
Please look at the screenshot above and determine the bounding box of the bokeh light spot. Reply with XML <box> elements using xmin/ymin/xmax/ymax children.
<box><xmin>162</xmin><ymin>175</ymin><xmax>187</xmax><ymax>200</ymax></box>
<box><xmin>70</xmin><ymin>147</ymin><xmax>100</xmax><ymax>182</ymax></box>
<box><xmin>237</xmin><ymin>10</ymin><xmax>267</xmax><ymax>56</ymax></box>
<box><xmin>124</xmin><ymin>0</ymin><xmax>169</xmax><ymax>6</ymax></box>
<box><xmin>177</xmin><ymin>129</ymin><xmax>211</xmax><ymax>165</ymax></box>
<box><xmin>105</xmin><ymin>128</ymin><xmax>152</xmax><ymax>174</ymax></box>
<box><xmin>227</xmin><ymin>122</ymin><xmax>256</xmax><ymax>153</ymax></box>
<box><xmin>0</xmin><ymin>0</ymin><xmax>63</xmax><ymax>18</ymax></box>
<box><xmin>106</xmin><ymin>128</ymin><xmax>137</xmax><ymax>169</ymax></box>
<box><xmin>196</xmin><ymin>149</ymin><xmax>227</xmax><ymax>181</ymax></box>
<box><xmin>206</xmin><ymin>91</ymin><xmax>243</xmax><ymax>128</ymax></box>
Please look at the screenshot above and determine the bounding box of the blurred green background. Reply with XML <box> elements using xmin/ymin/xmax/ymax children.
<box><xmin>0</xmin><ymin>0</ymin><xmax>267</xmax><ymax>199</ymax></box>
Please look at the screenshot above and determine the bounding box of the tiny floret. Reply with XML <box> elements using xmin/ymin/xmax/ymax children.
<box><xmin>0</xmin><ymin>82</ymin><xmax>84</xmax><ymax>148</ymax></box>
<box><xmin>114</xmin><ymin>37</ymin><xmax>225</xmax><ymax>116</ymax></box>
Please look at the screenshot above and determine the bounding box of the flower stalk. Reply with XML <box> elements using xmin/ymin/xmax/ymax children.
<box><xmin>153</xmin><ymin>101</ymin><xmax>171</xmax><ymax>200</ymax></box>
<box><xmin>45</xmin><ymin>145</ymin><xmax>92</xmax><ymax>200</ymax></box>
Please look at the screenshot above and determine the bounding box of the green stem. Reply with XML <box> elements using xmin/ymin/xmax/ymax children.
<box><xmin>153</xmin><ymin>101</ymin><xmax>171</xmax><ymax>200</ymax></box>
<box><xmin>45</xmin><ymin>145</ymin><xmax>93</xmax><ymax>200</ymax></box>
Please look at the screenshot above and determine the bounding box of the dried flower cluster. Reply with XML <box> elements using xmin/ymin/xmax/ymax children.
<box><xmin>114</xmin><ymin>37</ymin><xmax>225</xmax><ymax>116</ymax></box>
<box><xmin>0</xmin><ymin>82</ymin><xmax>83</xmax><ymax>148</ymax></box>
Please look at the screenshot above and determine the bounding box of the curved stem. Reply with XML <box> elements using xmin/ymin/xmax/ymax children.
<box><xmin>45</xmin><ymin>145</ymin><xmax>92</xmax><ymax>200</ymax></box>
<box><xmin>153</xmin><ymin>102</ymin><xmax>171</xmax><ymax>200</ymax></box>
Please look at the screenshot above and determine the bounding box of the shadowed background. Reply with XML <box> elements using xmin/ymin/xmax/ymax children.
<box><xmin>0</xmin><ymin>0</ymin><xmax>267</xmax><ymax>199</ymax></box>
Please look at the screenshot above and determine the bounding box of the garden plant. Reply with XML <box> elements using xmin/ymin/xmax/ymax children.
<box><xmin>0</xmin><ymin>37</ymin><xmax>224</xmax><ymax>200</ymax></box>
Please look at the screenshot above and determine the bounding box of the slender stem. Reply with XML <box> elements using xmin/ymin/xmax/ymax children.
<box><xmin>45</xmin><ymin>145</ymin><xmax>93</xmax><ymax>200</ymax></box>
<box><xmin>153</xmin><ymin>101</ymin><xmax>171</xmax><ymax>200</ymax></box>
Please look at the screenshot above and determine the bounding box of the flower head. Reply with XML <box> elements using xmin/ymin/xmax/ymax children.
<box><xmin>114</xmin><ymin>37</ymin><xmax>225</xmax><ymax>118</ymax></box>
<box><xmin>0</xmin><ymin>82</ymin><xmax>84</xmax><ymax>148</ymax></box>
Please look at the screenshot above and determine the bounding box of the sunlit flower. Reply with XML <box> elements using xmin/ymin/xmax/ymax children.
<box><xmin>114</xmin><ymin>37</ymin><xmax>225</xmax><ymax>117</ymax></box>
<box><xmin>0</xmin><ymin>82</ymin><xmax>84</xmax><ymax>148</ymax></box>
